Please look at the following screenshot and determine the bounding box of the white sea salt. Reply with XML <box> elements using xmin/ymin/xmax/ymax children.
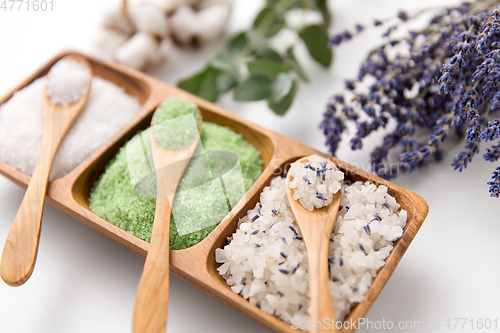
<box><xmin>288</xmin><ymin>155</ymin><xmax>344</xmax><ymax>211</ymax></box>
<box><xmin>0</xmin><ymin>76</ymin><xmax>141</xmax><ymax>180</ymax></box>
<box><xmin>46</xmin><ymin>59</ymin><xmax>91</xmax><ymax>107</ymax></box>
<box><xmin>218</xmin><ymin>176</ymin><xmax>407</xmax><ymax>327</ymax></box>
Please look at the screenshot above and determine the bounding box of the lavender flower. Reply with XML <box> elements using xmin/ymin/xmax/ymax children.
<box><xmin>322</xmin><ymin>1</ymin><xmax>500</xmax><ymax>197</ymax></box>
<box><xmin>488</xmin><ymin>167</ymin><xmax>500</xmax><ymax>197</ymax></box>
<box><xmin>484</xmin><ymin>144</ymin><xmax>500</xmax><ymax>161</ymax></box>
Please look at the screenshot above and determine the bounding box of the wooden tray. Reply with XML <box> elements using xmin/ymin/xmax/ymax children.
<box><xmin>0</xmin><ymin>50</ymin><xmax>429</xmax><ymax>333</ymax></box>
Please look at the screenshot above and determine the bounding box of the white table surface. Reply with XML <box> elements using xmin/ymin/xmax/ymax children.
<box><xmin>1</xmin><ymin>0</ymin><xmax>499</xmax><ymax>332</ymax></box>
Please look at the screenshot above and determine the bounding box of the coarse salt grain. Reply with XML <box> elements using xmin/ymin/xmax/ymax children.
<box><xmin>46</xmin><ymin>59</ymin><xmax>91</xmax><ymax>107</ymax></box>
<box><xmin>288</xmin><ymin>155</ymin><xmax>344</xmax><ymax>211</ymax></box>
<box><xmin>218</xmin><ymin>176</ymin><xmax>407</xmax><ymax>328</ymax></box>
<box><xmin>0</xmin><ymin>76</ymin><xmax>141</xmax><ymax>180</ymax></box>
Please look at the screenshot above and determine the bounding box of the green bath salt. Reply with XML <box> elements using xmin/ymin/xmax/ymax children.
<box><xmin>152</xmin><ymin>98</ymin><xmax>201</xmax><ymax>150</ymax></box>
<box><xmin>89</xmin><ymin>121</ymin><xmax>263</xmax><ymax>250</ymax></box>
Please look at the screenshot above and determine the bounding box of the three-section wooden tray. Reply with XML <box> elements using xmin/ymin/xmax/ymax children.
<box><xmin>0</xmin><ymin>50</ymin><xmax>429</xmax><ymax>333</ymax></box>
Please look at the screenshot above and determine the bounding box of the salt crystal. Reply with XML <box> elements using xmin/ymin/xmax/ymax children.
<box><xmin>385</xmin><ymin>226</ymin><xmax>403</xmax><ymax>241</ymax></box>
<box><xmin>46</xmin><ymin>59</ymin><xmax>91</xmax><ymax>107</ymax></box>
<box><xmin>378</xmin><ymin>224</ymin><xmax>390</xmax><ymax>236</ymax></box>
<box><xmin>249</xmin><ymin>279</ymin><xmax>267</xmax><ymax>297</ymax></box>
<box><xmin>215</xmin><ymin>248</ymin><xmax>226</xmax><ymax>263</ymax></box>
<box><xmin>231</xmin><ymin>284</ymin><xmax>244</xmax><ymax>294</ymax></box>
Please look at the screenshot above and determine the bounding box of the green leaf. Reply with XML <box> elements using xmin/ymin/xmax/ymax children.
<box><xmin>255</xmin><ymin>48</ymin><xmax>283</xmax><ymax>63</ymax></box>
<box><xmin>247</xmin><ymin>59</ymin><xmax>288</xmax><ymax>80</ymax></box>
<box><xmin>253</xmin><ymin>6</ymin><xmax>284</xmax><ymax>37</ymax></box>
<box><xmin>211</xmin><ymin>32</ymin><xmax>249</xmax><ymax>72</ymax></box>
<box><xmin>268</xmin><ymin>80</ymin><xmax>298</xmax><ymax>115</ymax></box>
<box><xmin>216</xmin><ymin>71</ymin><xmax>239</xmax><ymax>93</ymax></box>
<box><xmin>228</xmin><ymin>32</ymin><xmax>248</xmax><ymax>56</ymax></box>
<box><xmin>270</xmin><ymin>73</ymin><xmax>293</xmax><ymax>103</ymax></box>
<box><xmin>314</xmin><ymin>0</ymin><xmax>331</xmax><ymax>27</ymax></box>
<box><xmin>246</xmin><ymin>30</ymin><xmax>269</xmax><ymax>50</ymax></box>
<box><xmin>273</xmin><ymin>0</ymin><xmax>303</xmax><ymax>12</ymax></box>
<box><xmin>286</xmin><ymin>47</ymin><xmax>309</xmax><ymax>82</ymax></box>
<box><xmin>210</xmin><ymin>53</ymin><xmax>237</xmax><ymax>72</ymax></box>
<box><xmin>300</xmin><ymin>25</ymin><xmax>332</xmax><ymax>67</ymax></box>
<box><xmin>178</xmin><ymin>67</ymin><xmax>222</xmax><ymax>102</ymax></box>
<box><xmin>234</xmin><ymin>75</ymin><xmax>273</xmax><ymax>101</ymax></box>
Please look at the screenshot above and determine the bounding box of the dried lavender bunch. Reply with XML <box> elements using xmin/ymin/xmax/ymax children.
<box><xmin>321</xmin><ymin>0</ymin><xmax>500</xmax><ymax>198</ymax></box>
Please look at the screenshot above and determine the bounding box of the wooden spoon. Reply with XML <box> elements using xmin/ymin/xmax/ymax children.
<box><xmin>132</xmin><ymin>111</ymin><xmax>202</xmax><ymax>333</ymax></box>
<box><xmin>0</xmin><ymin>55</ymin><xmax>92</xmax><ymax>287</ymax></box>
<box><xmin>286</xmin><ymin>156</ymin><xmax>342</xmax><ymax>332</ymax></box>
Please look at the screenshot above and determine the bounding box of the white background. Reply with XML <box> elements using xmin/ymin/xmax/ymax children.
<box><xmin>1</xmin><ymin>0</ymin><xmax>499</xmax><ymax>332</ymax></box>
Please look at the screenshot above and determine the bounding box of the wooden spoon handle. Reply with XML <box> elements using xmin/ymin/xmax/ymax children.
<box><xmin>0</xmin><ymin>139</ymin><xmax>57</xmax><ymax>286</ymax></box>
<box><xmin>302</xmin><ymin>226</ymin><xmax>339</xmax><ymax>332</ymax></box>
<box><xmin>132</xmin><ymin>179</ymin><xmax>172</xmax><ymax>333</ymax></box>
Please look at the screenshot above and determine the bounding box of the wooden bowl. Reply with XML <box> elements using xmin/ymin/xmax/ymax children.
<box><xmin>0</xmin><ymin>50</ymin><xmax>429</xmax><ymax>333</ymax></box>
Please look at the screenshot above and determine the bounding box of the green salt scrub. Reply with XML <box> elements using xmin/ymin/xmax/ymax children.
<box><xmin>89</xmin><ymin>122</ymin><xmax>262</xmax><ymax>250</ymax></box>
<box><xmin>152</xmin><ymin>98</ymin><xmax>201</xmax><ymax>150</ymax></box>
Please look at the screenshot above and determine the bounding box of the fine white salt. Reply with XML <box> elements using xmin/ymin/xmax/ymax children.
<box><xmin>218</xmin><ymin>175</ymin><xmax>407</xmax><ymax>327</ymax></box>
<box><xmin>288</xmin><ymin>155</ymin><xmax>344</xmax><ymax>211</ymax></box>
<box><xmin>46</xmin><ymin>59</ymin><xmax>91</xmax><ymax>107</ymax></box>
<box><xmin>0</xmin><ymin>76</ymin><xmax>141</xmax><ymax>180</ymax></box>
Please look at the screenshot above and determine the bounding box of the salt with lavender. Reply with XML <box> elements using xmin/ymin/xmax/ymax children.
<box><xmin>288</xmin><ymin>155</ymin><xmax>344</xmax><ymax>211</ymax></box>
<box><xmin>217</xmin><ymin>174</ymin><xmax>407</xmax><ymax>326</ymax></box>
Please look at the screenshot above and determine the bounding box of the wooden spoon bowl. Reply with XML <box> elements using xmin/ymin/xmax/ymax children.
<box><xmin>0</xmin><ymin>50</ymin><xmax>429</xmax><ymax>333</ymax></box>
<box><xmin>132</xmin><ymin>108</ymin><xmax>202</xmax><ymax>333</ymax></box>
<box><xmin>286</xmin><ymin>156</ymin><xmax>342</xmax><ymax>332</ymax></box>
<box><xmin>0</xmin><ymin>55</ymin><xmax>93</xmax><ymax>286</ymax></box>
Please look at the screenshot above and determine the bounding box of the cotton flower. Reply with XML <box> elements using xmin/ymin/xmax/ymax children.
<box><xmin>114</xmin><ymin>32</ymin><xmax>163</xmax><ymax>69</ymax></box>
<box><xmin>95</xmin><ymin>0</ymin><xmax>233</xmax><ymax>69</ymax></box>
<box><xmin>170</xmin><ymin>4</ymin><xmax>230</xmax><ymax>46</ymax></box>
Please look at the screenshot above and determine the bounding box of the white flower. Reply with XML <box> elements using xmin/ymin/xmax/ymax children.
<box><xmin>95</xmin><ymin>0</ymin><xmax>233</xmax><ymax>69</ymax></box>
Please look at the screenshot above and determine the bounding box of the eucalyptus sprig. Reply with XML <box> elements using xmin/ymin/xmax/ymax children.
<box><xmin>177</xmin><ymin>0</ymin><xmax>333</xmax><ymax>115</ymax></box>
